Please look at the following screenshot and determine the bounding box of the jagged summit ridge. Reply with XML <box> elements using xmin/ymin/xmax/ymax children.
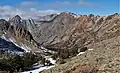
<box><xmin>0</xmin><ymin>12</ymin><xmax>120</xmax><ymax>53</ymax></box>
<box><xmin>9</xmin><ymin>15</ymin><xmax>22</xmax><ymax>27</ymax></box>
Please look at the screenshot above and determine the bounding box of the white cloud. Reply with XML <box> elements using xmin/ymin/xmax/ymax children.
<box><xmin>45</xmin><ymin>0</ymin><xmax>94</xmax><ymax>7</ymax></box>
<box><xmin>0</xmin><ymin>0</ymin><xmax>94</xmax><ymax>20</ymax></box>
<box><xmin>20</xmin><ymin>1</ymin><xmax>38</xmax><ymax>7</ymax></box>
<box><xmin>0</xmin><ymin>5</ymin><xmax>59</xmax><ymax>20</ymax></box>
<box><xmin>78</xmin><ymin>0</ymin><xmax>93</xmax><ymax>6</ymax></box>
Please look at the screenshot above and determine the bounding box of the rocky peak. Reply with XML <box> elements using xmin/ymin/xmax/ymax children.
<box><xmin>9</xmin><ymin>15</ymin><xmax>23</xmax><ymax>28</ymax></box>
<box><xmin>59</xmin><ymin>12</ymin><xmax>80</xmax><ymax>18</ymax></box>
<box><xmin>10</xmin><ymin>15</ymin><xmax>21</xmax><ymax>22</ymax></box>
<box><xmin>14</xmin><ymin>15</ymin><xmax>21</xmax><ymax>19</ymax></box>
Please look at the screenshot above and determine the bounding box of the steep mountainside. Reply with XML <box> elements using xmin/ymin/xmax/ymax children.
<box><xmin>41</xmin><ymin>35</ymin><xmax>120</xmax><ymax>73</ymax></box>
<box><xmin>25</xmin><ymin>12</ymin><xmax>120</xmax><ymax>51</ymax></box>
<box><xmin>0</xmin><ymin>12</ymin><xmax>119</xmax><ymax>53</ymax></box>
<box><xmin>0</xmin><ymin>38</ymin><xmax>24</xmax><ymax>53</ymax></box>
<box><xmin>0</xmin><ymin>19</ymin><xmax>37</xmax><ymax>52</ymax></box>
<box><xmin>0</xmin><ymin>18</ymin><xmax>52</xmax><ymax>54</ymax></box>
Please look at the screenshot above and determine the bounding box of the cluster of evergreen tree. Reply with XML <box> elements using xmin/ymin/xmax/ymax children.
<box><xmin>52</xmin><ymin>48</ymin><xmax>78</xmax><ymax>59</ymax></box>
<box><xmin>51</xmin><ymin>47</ymin><xmax>87</xmax><ymax>64</ymax></box>
<box><xmin>0</xmin><ymin>51</ymin><xmax>42</xmax><ymax>73</ymax></box>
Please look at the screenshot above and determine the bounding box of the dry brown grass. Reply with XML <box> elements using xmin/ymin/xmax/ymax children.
<box><xmin>72</xmin><ymin>65</ymin><xmax>98</xmax><ymax>73</ymax></box>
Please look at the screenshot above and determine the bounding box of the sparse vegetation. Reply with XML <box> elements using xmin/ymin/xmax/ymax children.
<box><xmin>57</xmin><ymin>58</ymin><xmax>66</xmax><ymax>64</ymax></box>
<box><xmin>72</xmin><ymin>65</ymin><xmax>98</xmax><ymax>73</ymax></box>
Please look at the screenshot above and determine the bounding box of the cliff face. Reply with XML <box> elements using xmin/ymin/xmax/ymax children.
<box><xmin>28</xmin><ymin>13</ymin><xmax>120</xmax><ymax>50</ymax></box>
<box><xmin>0</xmin><ymin>19</ymin><xmax>39</xmax><ymax>52</ymax></box>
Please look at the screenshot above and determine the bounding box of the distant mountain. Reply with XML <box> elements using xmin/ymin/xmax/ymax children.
<box><xmin>0</xmin><ymin>12</ymin><xmax>119</xmax><ymax>54</ymax></box>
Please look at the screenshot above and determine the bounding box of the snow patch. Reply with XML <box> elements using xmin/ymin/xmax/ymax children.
<box><xmin>77</xmin><ymin>48</ymin><xmax>94</xmax><ymax>56</ymax></box>
<box><xmin>1</xmin><ymin>34</ymin><xmax>10</xmax><ymax>42</ymax></box>
<box><xmin>48</xmin><ymin>58</ymin><xmax>56</xmax><ymax>65</ymax></box>
<box><xmin>20</xmin><ymin>44</ymin><xmax>30</xmax><ymax>52</ymax></box>
<box><xmin>45</xmin><ymin>56</ymin><xmax>56</xmax><ymax>65</ymax></box>
<box><xmin>88</xmin><ymin>49</ymin><xmax>93</xmax><ymax>51</ymax></box>
<box><xmin>21</xmin><ymin>65</ymin><xmax>55</xmax><ymax>73</ymax></box>
<box><xmin>41</xmin><ymin>46</ymin><xmax>55</xmax><ymax>54</ymax></box>
<box><xmin>65</xmin><ymin>12</ymin><xmax>80</xmax><ymax>18</ymax></box>
<box><xmin>0</xmin><ymin>34</ymin><xmax>30</xmax><ymax>52</ymax></box>
<box><xmin>77</xmin><ymin>52</ymin><xmax>85</xmax><ymax>56</ymax></box>
<box><xmin>9</xmin><ymin>38</ymin><xmax>30</xmax><ymax>52</ymax></box>
<box><xmin>9</xmin><ymin>38</ymin><xmax>19</xmax><ymax>46</ymax></box>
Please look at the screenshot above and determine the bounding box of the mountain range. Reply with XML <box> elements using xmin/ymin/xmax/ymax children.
<box><xmin>0</xmin><ymin>12</ymin><xmax>120</xmax><ymax>53</ymax></box>
<box><xmin>0</xmin><ymin>12</ymin><xmax>120</xmax><ymax>73</ymax></box>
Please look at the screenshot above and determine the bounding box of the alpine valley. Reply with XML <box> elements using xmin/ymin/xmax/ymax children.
<box><xmin>0</xmin><ymin>12</ymin><xmax>120</xmax><ymax>73</ymax></box>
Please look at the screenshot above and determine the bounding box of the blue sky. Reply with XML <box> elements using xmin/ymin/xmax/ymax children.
<box><xmin>0</xmin><ymin>0</ymin><xmax>119</xmax><ymax>19</ymax></box>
